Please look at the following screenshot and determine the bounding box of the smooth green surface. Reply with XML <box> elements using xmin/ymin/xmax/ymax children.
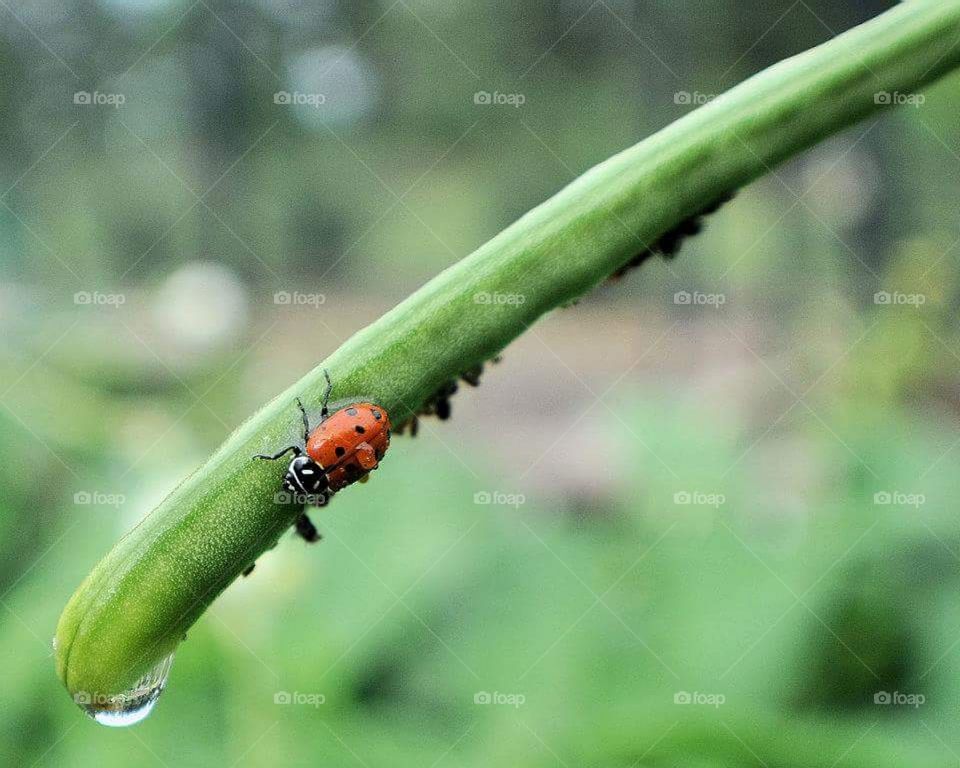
<box><xmin>55</xmin><ymin>0</ymin><xmax>960</xmax><ymax>699</ymax></box>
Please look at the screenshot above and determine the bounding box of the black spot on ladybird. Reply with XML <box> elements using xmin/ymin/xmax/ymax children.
<box><xmin>335</xmin><ymin>446</ymin><xmax>346</xmax><ymax>457</ymax></box>
<box><xmin>355</xmin><ymin>425</ymin><xmax>366</xmax><ymax>434</ymax></box>
<box><xmin>346</xmin><ymin>407</ymin><xmax>358</xmax><ymax>416</ymax></box>
<box><xmin>372</xmin><ymin>410</ymin><xmax>382</xmax><ymax>420</ymax></box>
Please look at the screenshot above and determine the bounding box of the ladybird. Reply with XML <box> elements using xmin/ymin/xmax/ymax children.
<box><xmin>254</xmin><ymin>369</ymin><xmax>391</xmax><ymax>506</ymax></box>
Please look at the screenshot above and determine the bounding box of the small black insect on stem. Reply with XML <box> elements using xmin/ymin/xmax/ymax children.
<box><xmin>395</xmin><ymin>194</ymin><xmax>734</xmax><ymax>441</ymax></box>
<box><xmin>609</xmin><ymin>191</ymin><xmax>735</xmax><ymax>281</ymax></box>
<box><xmin>396</xmin><ymin>357</ymin><xmax>502</xmax><ymax>437</ymax></box>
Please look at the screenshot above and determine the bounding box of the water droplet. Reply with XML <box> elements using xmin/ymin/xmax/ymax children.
<box><xmin>76</xmin><ymin>653</ymin><xmax>175</xmax><ymax>727</ymax></box>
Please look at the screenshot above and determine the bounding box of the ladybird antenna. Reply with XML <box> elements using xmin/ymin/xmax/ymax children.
<box><xmin>320</xmin><ymin>369</ymin><xmax>333</xmax><ymax>418</ymax></box>
<box><xmin>296</xmin><ymin>398</ymin><xmax>311</xmax><ymax>443</ymax></box>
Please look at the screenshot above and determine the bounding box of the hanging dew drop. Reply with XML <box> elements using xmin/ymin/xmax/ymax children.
<box><xmin>75</xmin><ymin>653</ymin><xmax>175</xmax><ymax>727</ymax></box>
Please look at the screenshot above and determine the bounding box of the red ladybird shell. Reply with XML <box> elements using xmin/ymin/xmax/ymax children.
<box><xmin>305</xmin><ymin>403</ymin><xmax>391</xmax><ymax>492</ymax></box>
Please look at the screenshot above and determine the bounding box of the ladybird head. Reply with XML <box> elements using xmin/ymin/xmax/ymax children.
<box><xmin>284</xmin><ymin>455</ymin><xmax>329</xmax><ymax>497</ymax></box>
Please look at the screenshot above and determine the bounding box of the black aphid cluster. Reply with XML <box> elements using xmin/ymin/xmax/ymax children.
<box><xmin>609</xmin><ymin>191</ymin><xmax>735</xmax><ymax>280</ymax></box>
<box><xmin>396</xmin><ymin>357</ymin><xmax>501</xmax><ymax>437</ymax></box>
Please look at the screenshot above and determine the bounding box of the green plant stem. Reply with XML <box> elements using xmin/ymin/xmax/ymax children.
<box><xmin>56</xmin><ymin>0</ymin><xmax>960</xmax><ymax>700</ymax></box>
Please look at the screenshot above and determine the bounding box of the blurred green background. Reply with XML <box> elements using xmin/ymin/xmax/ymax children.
<box><xmin>3</xmin><ymin>0</ymin><xmax>960</xmax><ymax>765</ymax></box>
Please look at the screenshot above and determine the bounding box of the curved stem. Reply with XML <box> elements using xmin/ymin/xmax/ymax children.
<box><xmin>56</xmin><ymin>0</ymin><xmax>960</xmax><ymax>699</ymax></box>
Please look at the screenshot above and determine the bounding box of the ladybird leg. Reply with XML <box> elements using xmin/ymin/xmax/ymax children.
<box><xmin>295</xmin><ymin>513</ymin><xmax>322</xmax><ymax>543</ymax></box>
<box><xmin>242</xmin><ymin>562</ymin><xmax>255</xmax><ymax>577</ymax></box>
<box><xmin>320</xmin><ymin>368</ymin><xmax>333</xmax><ymax>418</ymax></box>
<box><xmin>295</xmin><ymin>398</ymin><xmax>311</xmax><ymax>443</ymax></box>
<box><xmin>253</xmin><ymin>445</ymin><xmax>302</xmax><ymax>461</ymax></box>
<box><xmin>410</xmin><ymin>415</ymin><xmax>419</xmax><ymax>437</ymax></box>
